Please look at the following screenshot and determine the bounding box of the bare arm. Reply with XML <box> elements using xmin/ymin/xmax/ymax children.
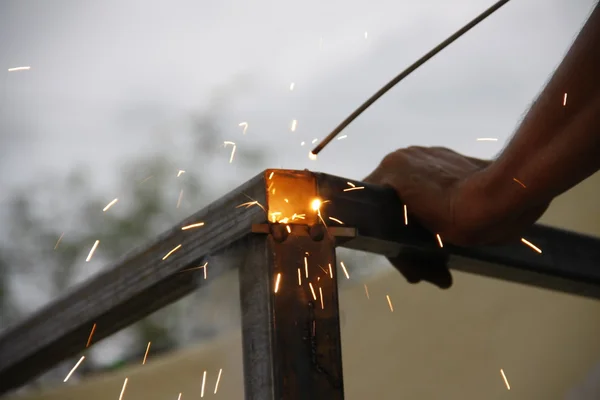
<box><xmin>478</xmin><ymin>2</ymin><xmax>600</xmax><ymax>218</ymax></box>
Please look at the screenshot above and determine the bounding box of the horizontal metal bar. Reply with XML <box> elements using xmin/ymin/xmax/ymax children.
<box><xmin>315</xmin><ymin>172</ymin><xmax>600</xmax><ymax>299</ymax></box>
<box><xmin>1</xmin><ymin>169</ymin><xmax>599</xmax><ymax>395</ymax></box>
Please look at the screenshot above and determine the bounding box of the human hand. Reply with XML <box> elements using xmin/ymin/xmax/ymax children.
<box><xmin>364</xmin><ymin>146</ymin><xmax>549</xmax><ymax>288</ymax></box>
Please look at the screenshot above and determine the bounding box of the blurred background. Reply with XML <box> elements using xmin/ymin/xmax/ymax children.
<box><xmin>1</xmin><ymin>0</ymin><xmax>599</xmax><ymax>398</ymax></box>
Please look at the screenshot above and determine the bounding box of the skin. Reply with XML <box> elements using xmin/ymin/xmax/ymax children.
<box><xmin>365</xmin><ymin>2</ymin><xmax>600</xmax><ymax>289</ymax></box>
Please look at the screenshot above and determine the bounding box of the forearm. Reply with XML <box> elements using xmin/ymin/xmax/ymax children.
<box><xmin>481</xmin><ymin>3</ymin><xmax>600</xmax><ymax>216</ymax></box>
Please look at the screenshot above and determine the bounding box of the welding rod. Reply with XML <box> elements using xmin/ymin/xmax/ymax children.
<box><xmin>311</xmin><ymin>0</ymin><xmax>512</xmax><ymax>156</ymax></box>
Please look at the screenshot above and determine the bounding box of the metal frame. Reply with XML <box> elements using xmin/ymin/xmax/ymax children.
<box><xmin>0</xmin><ymin>169</ymin><xmax>599</xmax><ymax>398</ymax></box>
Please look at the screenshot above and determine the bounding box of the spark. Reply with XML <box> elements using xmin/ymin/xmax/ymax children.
<box><xmin>54</xmin><ymin>232</ymin><xmax>65</xmax><ymax>250</ymax></box>
<box><xmin>403</xmin><ymin>204</ymin><xmax>408</xmax><ymax>225</ymax></box>
<box><xmin>177</xmin><ymin>170</ymin><xmax>185</xmax><ymax>177</ymax></box>
<box><xmin>203</xmin><ymin>262</ymin><xmax>207</xmax><ymax>279</ymax></box>
<box><xmin>289</xmin><ymin>82</ymin><xmax>295</xmax><ymax>91</ymax></box>
<box><xmin>298</xmin><ymin>268</ymin><xmax>302</xmax><ymax>285</ymax></box>
<box><xmin>319</xmin><ymin>287</ymin><xmax>324</xmax><ymax>309</ymax></box>
<box><xmin>563</xmin><ymin>93</ymin><xmax>568</xmax><ymax>106</ymax></box>
<box><xmin>340</xmin><ymin>261</ymin><xmax>350</xmax><ymax>279</ymax></box>
<box><xmin>284</xmin><ymin>198</ymin><xmax>289</xmax><ymax>203</ymax></box>
<box><xmin>317</xmin><ymin>264</ymin><xmax>328</xmax><ymax>275</ymax></box>
<box><xmin>214</xmin><ymin>368</ymin><xmax>223</xmax><ymax>394</ymax></box>
<box><xmin>513</xmin><ymin>177</ymin><xmax>526</xmax><ymax>188</ymax></box>
<box><xmin>500</xmin><ymin>369</ymin><xmax>511</xmax><ymax>390</ymax></box>
<box><xmin>177</xmin><ymin>190</ymin><xmax>184</xmax><ymax>208</ymax></box>
<box><xmin>476</xmin><ymin>137</ymin><xmax>498</xmax><ymax>141</ymax></box>
<box><xmin>386</xmin><ymin>295</ymin><xmax>394</xmax><ymax>312</ymax></box>
<box><xmin>347</xmin><ymin>181</ymin><xmax>356</xmax><ymax>188</ymax></box>
<box><xmin>64</xmin><ymin>356</ymin><xmax>85</xmax><ymax>382</ymax></box>
<box><xmin>178</xmin><ymin>394</ymin><xmax>182</xmax><ymax>400</ymax></box>
<box><xmin>86</xmin><ymin>323</ymin><xmax>97</xmax><ymax>347</ymax></box>
<box><xmin>308</xmin><ymin>152</ymin><xmax>317</xmax><ymax>160</ymax></box>
<box><xmin>86</xmin><ymin>240</ymin><xmax>100</xmax><ymax>262</ymax></box>
<box><xmin>343</xmin><ymin>186</ymin><xmax>364</xmax><ymax>192</ymax></box>
<box><xmin>521</xmin><ymin>238</ymin><xmax>542</xmax><ymax>253</ymax></box>
<box><xmin>142</xmin><ymin>341</ymin><xmax>151</xmax><ymax>364</ymax></box>
<box><xmin>301</xmin><ymin>141</ymin><xmax>305</xmax><ymax>146</ymax></box>
<box><xmin>236</xmin><ymin>200</ymin><xmax>267</xmax><ymax>213</ymax></box>
<box><xmin>162</xmin><ymin>244</ymin><xmax>182</xmax><ymax>260</ymax></box>
<box><xmin>312</xmin><ymin>138</ymin><xmax>318</xmax><ymax>144</ymax></box>
<box><xmin>286</xmin><ymin>225</ymin><xmax>291</xmax><ymax>233</ymax></box>
<box><xmin>224</xmin><ymin>141</ymin><xmax>236</xmax><ymax>163</ymax></box>
<box><xmin>118</xmin><ymin>378</ymin><xmax>129</xmax><ymax>400</ymax></box>
<box><xmin>180</xmin><ymin>261</ymin><xmax>208</xmax><ymax>276</ymax></box>
<box><xmin>291</xmin><ymin>213</ymin><xmax>306</xmax><ymax>220</ymax></box>
<box><xmin>140</xmin><ymin>175</ymin><xmax>153</xmax><ymax>184</ymax></box>
<box><xmin>311</xmin><ymin>198</ymin><xmax>322</xmax><ymax>211</ymax></box>
<box><xmin>364</xmin><ymin>284</ymin><xmax>370</xmax><ymax>299</ymax></box>
<box><xmin>201</xmin><ymin>371</ymin><xmax>207</xmax><ymax>397</ymax></box>
<box><xmin>328</xmin><ymin>263</ymin><xmax>333</xmax><ymax>278</ymax></box>
<box><xmin>103</xmin><ymin>198</ymin><xmax>119</xmax><ymax>212</ymax></box>
<box><xmin>274</xmin><ymin>273</ymin><xmax>282</xmax><ymax>293</ymax></box>
<box><xmin>239</xmin><ymin>122</ymin><xmax>248</xmax><ymax>134</ymax></box>
<box><xmin>290</xmin><ymin>120</ymin><xmax>298</xmax><ymax>132</ymax></box>
<box><xmin>309</xmin><ymin>282</ymin><xmax>317</xmax><ymax>300</ymax></box>
<box><xmin>364</xmin><ymin>31</ymin><xmax>368</xmax><ymax>39</ymax></box>
<box><xmin>337</xmin><ymin>135</ymin><xmax>347</xmax><ymax>140</ymax></box>
<box><xmin>436</xmin><ymin>234</ymin><xmax>444</xmax><ymax>248</ymax></box>
<box><xmin>8</xmin><ymin>66</ymin><xmax>30</xmax><ymax>72</ymax></box>
<box><xmin>181</xmin><ymin>222</ymin><xmax>205</xmax><ymax>230</ymax></box>
<box><xmin>304</xmin><ymin>256</ymin><xmax>309</xmax><ymax>278</ymax></box>
<box><xmin>328</xmin><ymin>216</ymin><xmax>344</xmax><ymax>225</ymax></box>
<box><xmin>268</xmin><ymin>171</ymin><xmax>274</xmax><ymax>180</ymax></box>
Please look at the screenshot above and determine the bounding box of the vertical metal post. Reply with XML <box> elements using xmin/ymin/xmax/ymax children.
<box><xmin>239</xmin><ymin>224</ymin><xmax>344</xmax><ymax>399</ymax></box>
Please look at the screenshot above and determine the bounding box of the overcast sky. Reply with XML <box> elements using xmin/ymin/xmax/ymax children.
<box><xmin>1</xmin><ymin>0</ymin><xmax>599</xmax><ymax>396</ymax></box>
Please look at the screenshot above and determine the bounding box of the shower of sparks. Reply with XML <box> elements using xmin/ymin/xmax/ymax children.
<box><xmin>181</xmin><ymin>222</ymin><xmax>205</xmax><ymax>230</ymax></box>
<box><xmin>337</xmin><ymin>135</ymin><xmax>347</xmax><ymax>140</ymax></box>
<box><xmin>290</xmin><ymin>120</ymin><xmax>298</xmax><ymax>131</ymax></box>
<box><xmin>319</xmin><ymin>287</ymin><xmax>324</xmax><ymax>309</ymax></box>
<box><xmin>312</xmin><ymin>138</ymin><xmax>318</xmax><ymax>144</ymax></box>
<box><xmin>118</xmin><ymin>378</ymin><xmax>129</xmax><ymax>400</ymax></box>
<box><xmin>86</xmin><ymin>240</ymin><xmax>100</xmax><ymax>262</ymax></box>
<box><xmin>340</xmin><ymin>261</ymin><xmax>350</xmax><ymax>279</ymax></box>
<box><xmin>239</xmin><ymin>122</ymin><xmax>248</xmax><ymax>135</ymax></box>
<box><xmin>343</xmin><ymin>186</ymin><xmax>364</xmax><ymax>192</ymax></box>
<box><xmin>86</xmin><ymin>323</ymin><xmax>97</xmax><ymax>347</ymax></box>
<box><xmin>513</xmin><ymin>177</ymin><xmax>527</xmax><ymax>188</ymax></box>
<box><xmin>201</xmin><ymin>370</ymin><xmax>207</xmax><ymax>397</ymax></box>
<box><xmin>63</xmin><ymin>356</ymin><xmax>85</xmax><ymax>382</ymax></box>
<box><xmin>476</xmin><ymin>137</ymin><xmax>498</xmax><ymax>141</ymax></box>
<box><xmin>521</xmin><ymin>238</ymin><xmax>542</xmax><ymax>253</ymax></box>
<box><xmin>274</xmin><ymin>273</ymin><xmax>282</xmax><ymax>293</ymax></box>
<box><xmin>214</xmin><ymin>368</ymin><xmax>223</xmax><ymax>394</ymax></box>
<box><xmin>286</xmin><ymin>225</ymin><xmax>291</xmax><ymax>233</ymax></box>
<box><xmin>103</xmin><ymin>198</ymin><xmax>119</xmax><ymax>212</ymax></box>
<box><xmin>54</xmin><ymin>232</ymin><xmax>65</xmax><ymax>250</ymax></box>
<box><xmin>304</xmin><ymin>256</ymin><xmax>309</xmax><ymax>278</ymax></box>
<box><xmin>224</xmin><ymin>141</ymin><xmax>236</xmax><ymax>163</ymax></box>
<box><xmin>162</xmin><ymin>244</ymin><xmax>182</xmax><ymax>260</ymax></box>
<box><xmin>328</xmin><ymin>263</ymin><xmax>333</xmax><ymax>278</ymax></box>
<box><xmin>364</xmin><ymin>32</ymin><xmax>368</xmax><ymax>39</ymax></box>
<box><xmin>403</xmin><ymin>205</ymin><xmax>408</xmax><ymax>225</ymax></box>
<box><xmin>8</xmin><ymin>66</ymin><xmax>30</xmax><ymax>72</ymax></box>
<box><xmin>142</xmin><ymin>342</ymin><xmax>151</xmax><ymax>364</ymax></box>
<box><xmin>563</xmin><ymin>93</ymin><xmax>568</xmax><ymax>106</ymax></box>
<box><xmin>309</xmin><ymin>282</ymin><xmax>317</xmax><ymax>300</ymax></box>
<box><xmin>364</xmin><ymin>284</ymin><xmax>370</xmax><ymax>299</ymax></box>
<box><xmin>386</xmin><ymin>295</ymin><xmax>394</xmax><ymax>312</ymax></box>
<box><xmin>177</xmin><ymin>170</ymin><xmax>185</xmax><ymax>177</ymax></box>
<box><xmin>436</xmin><ymin>234</ymin><xmax>444</xmax><ymax>248</ymax></box>
<box><xmin>500</xmin><ymin>369</ymin><xmax>511</xmax><ymax>390</ymax></box>
<box><xmin>177</xmin><ymin>190</ymin><xmax>184</xmax><ymax>208</ymax></box>
<box><xmin>328</xmin><ymin>216</ymin><xmax>344</xmax><ymax>225</ymax></box>
<box><xmin>289</xmin><ymin>82</ymin><xmax>295</xmax><ymax>91</ymax></box>
<box><xmin>298</xmin><ymin>268</ymin><xmax>302</xmax><ymax>285</ymax></box>
<box><xmin>308</xmin><ymin>152</ymin><xmax>317</xmax><ymax>160</ymax></box>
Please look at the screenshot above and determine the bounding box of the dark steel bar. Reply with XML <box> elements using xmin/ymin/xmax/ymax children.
<box><xmin>315</xmin><ymin>172</ymin><xmax>600</xmax><ymax>299</ymax></box>
<box><xmin>240</xmin><ymin>226</ymin><xmax>344</xmax><ymax>400</ymax></box>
